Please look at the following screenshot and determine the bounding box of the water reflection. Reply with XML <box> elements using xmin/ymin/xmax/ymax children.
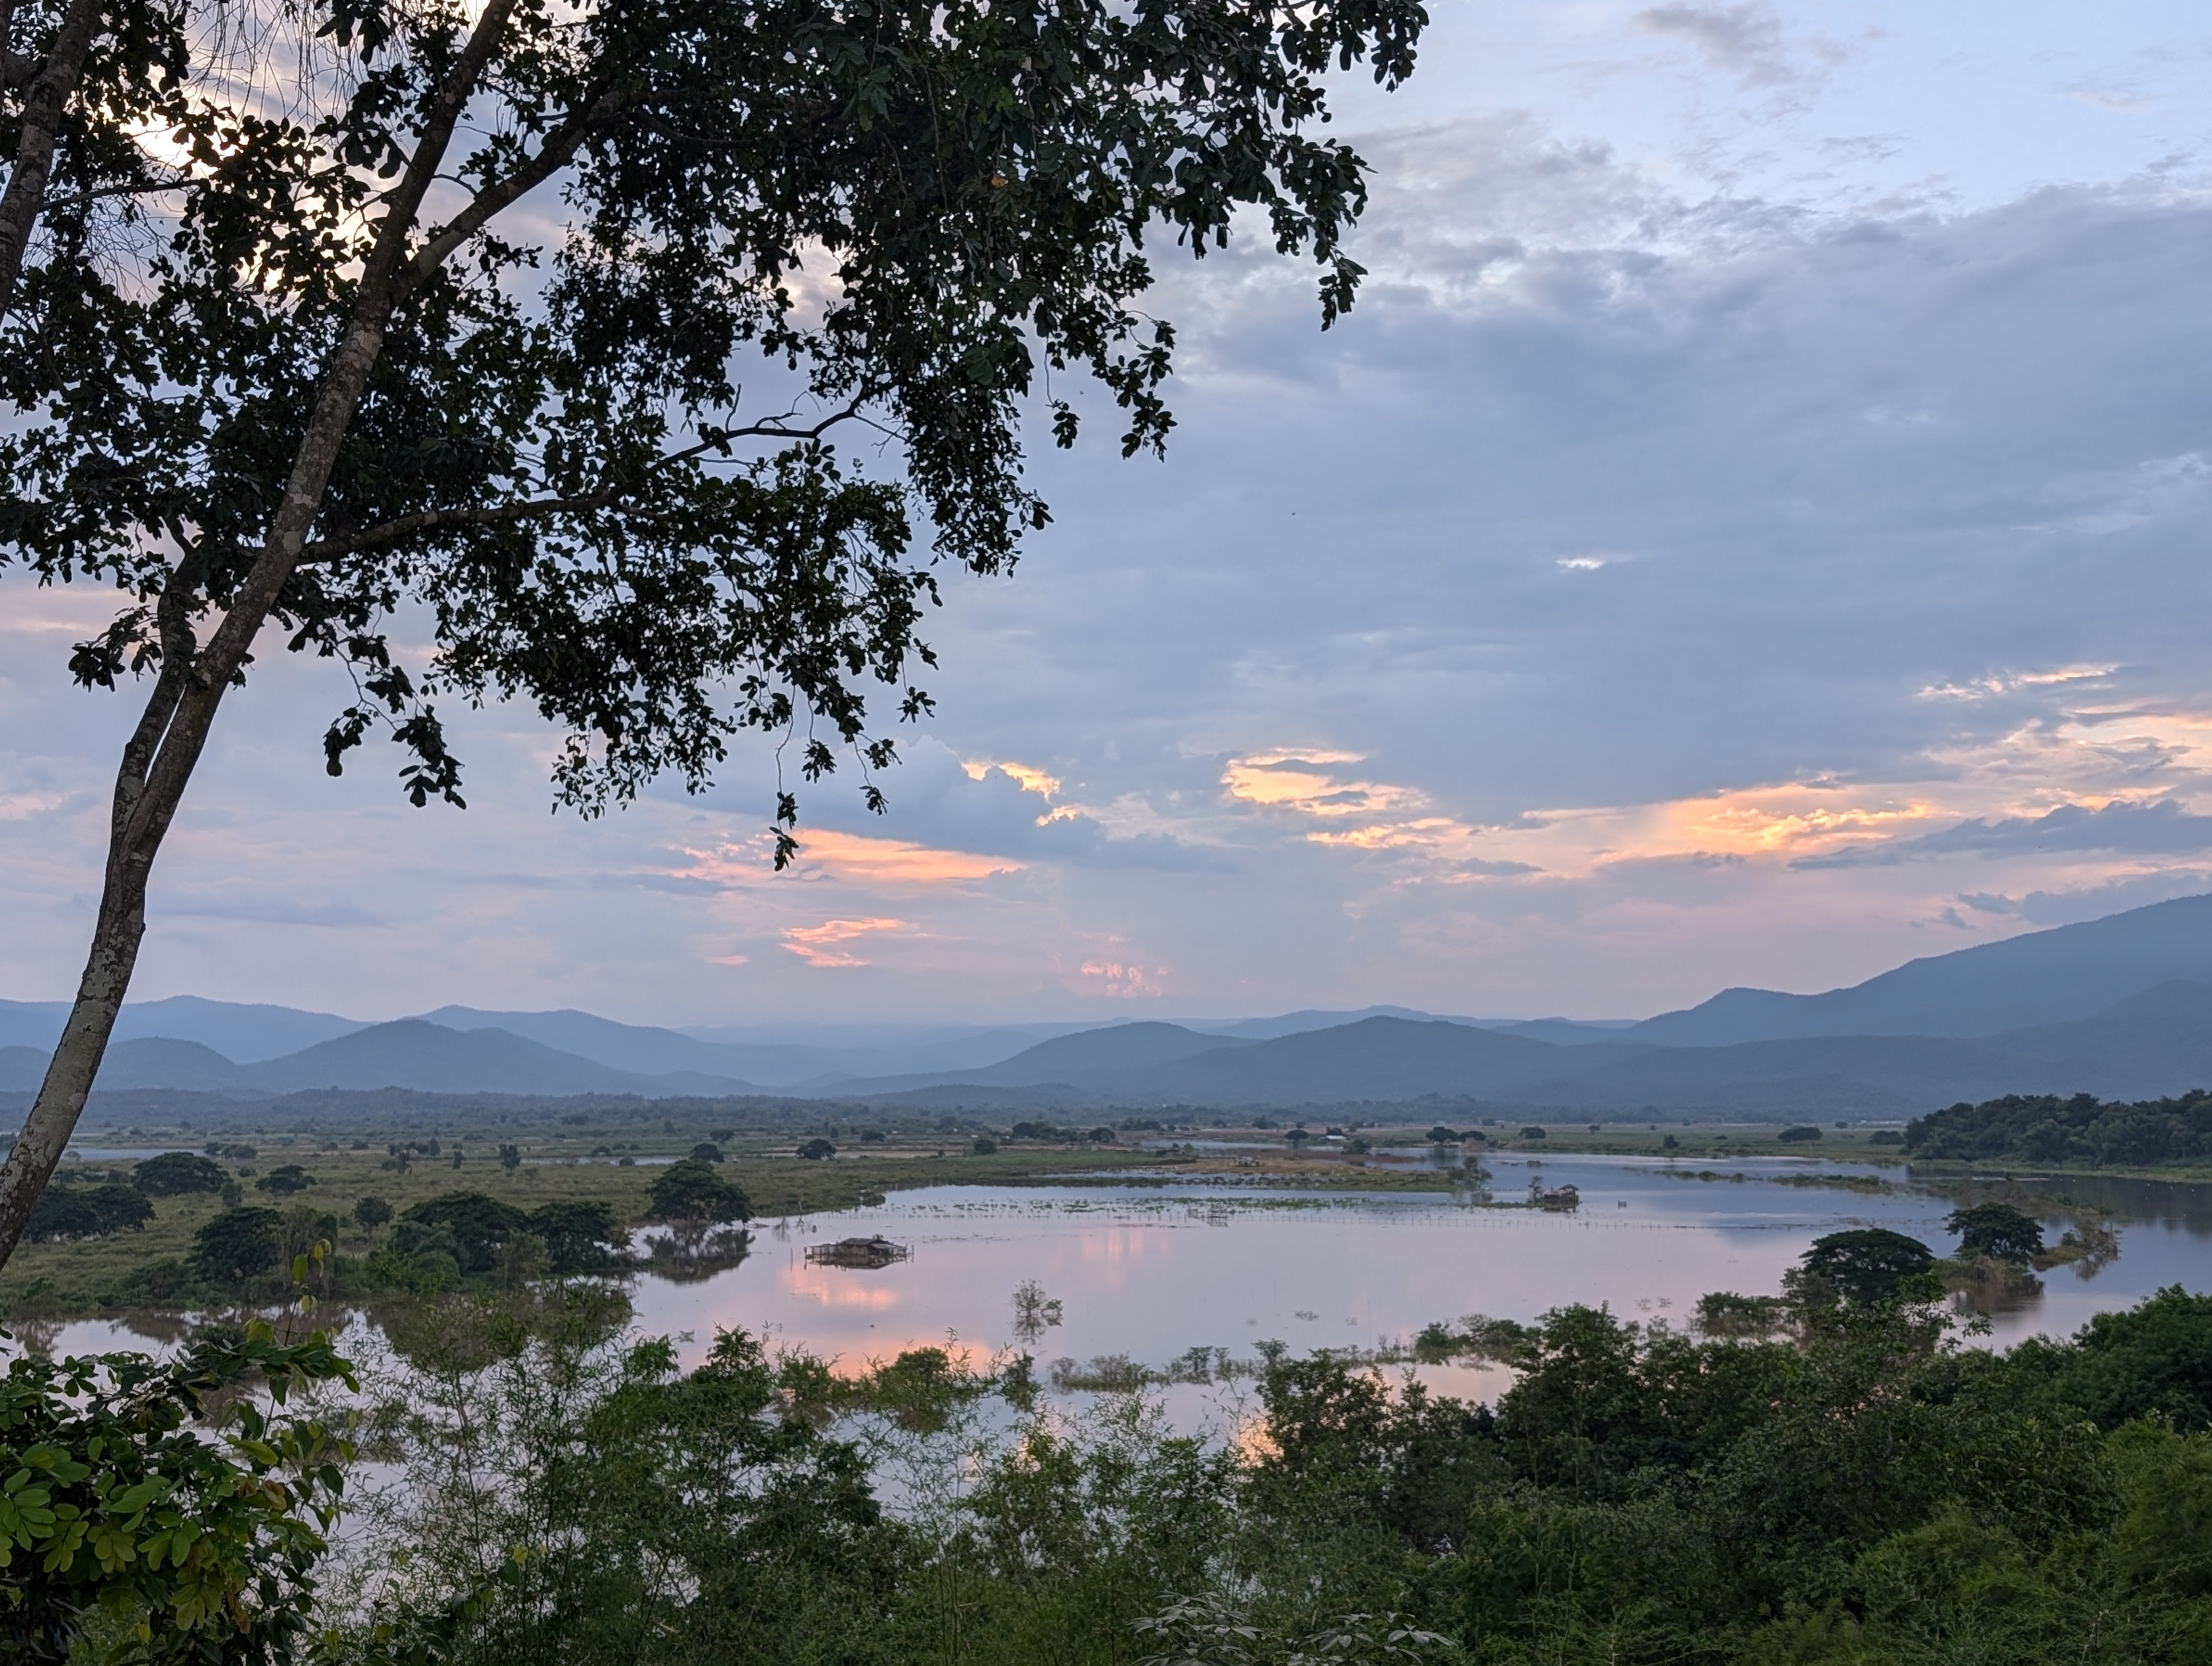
<box><xmin>21</xmin><ymin>1156</ymin><xmax>2212</xmax><ymax>1408</ymax></box>
<box><xmin>619</xmin><ymin>1154</ymin><xmax>2212</xmax><ymax>1394</ymax></box>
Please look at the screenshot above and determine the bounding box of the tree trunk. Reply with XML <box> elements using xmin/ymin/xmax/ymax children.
<box><xmin>0</xmin><ymin>0</ymin><xmax>519</xmax><ymax>1272</ymax></box>
<box><xmin>0</xmin><ymin>0</ymin><xmax>102</xmax><ymax>317</ymax></box>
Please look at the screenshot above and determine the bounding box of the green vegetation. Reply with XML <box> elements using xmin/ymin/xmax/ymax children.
<box><xmin>0</xmin><ymin>1323</ymin><xmax>352</xmax><ymax>1662</ymax></box>
<box><xmin>15</xmin><ymin>1209</ymin><xmax>2212</xmax><ymax>1664</ymax></box>
<box><xmin>1947</xmin><ymin>1201</ymin><xmax>2045</xmax><ymax>1264</ymax></box>
<box><xmin>253</xmin><ymin>1274</ymin><xmax>2212</xmax><ymax>1662</ymax></box>
<box><xmin>24</xmin><ymin>1183</ymin><xmax>152</xmax><ymax>1243</ymax></box>
<box><xmin>1908</xmin><ymin>1089</ymin><xmax>2212</xmax><ymax>1168</ymax></box>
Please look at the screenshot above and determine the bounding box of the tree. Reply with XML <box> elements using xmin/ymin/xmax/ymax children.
<box><xmin>191</xmin><ymin>1206</ymin><xmax>284</xmax><ymax>1282</ymax></box>
<box><xmin>689</xmin><ymin>1142</ymin><xmax>724</xmax><ymax>1164</ymax></box>
<box><xmin>131</xmin><ymin>1150</ymin><xmax>227</xmax><ymax>1196</ymax></box>
<box><xmin>1786</xmin><ymin>1228</ymin><xmax>1938</xmax><ymax>1309</ymax></box>
<box><xmin>647</xmin><ymin>1159</ymin><xmax>749</xmax><ymax>1226</ymax></box>
<box><xmin>254</xmin><ymin>1163</ymin><xmax>318</xmax><ymax>1195</ymax></box>
<box><xmin>796</xmin><ymin>1138</ymin><xmax>837</xmax><ymax>1161</ymax></box>
<box><xmin>401</xmin><ymin>1191</ymin><xmax>531</xmax><ymax>1274</ymax></box>
<box><xmin>353</xmin><ymin>1194</ymin><xmax>393</xmax><ymax>1238</ymax></box>
<box><xmin>0</xmin><ymin>0</ymin><xmax>1427</xmax><ymax>1268</ymax></box>
<box><xmin>23</xmin><ymin>1182</ymin><xmax>152</xmax><ymax>1241</ymax></box>
<box><xmin>1947</xmin><ymin>1202</ymin><xmax>2045</xmax><ymax>1265</ymax></box>
<box><xmin>529</xmin><ymin>1200</ymin><xmax>632</xmax><ymax>1273</ymax></box>
<box><xmin>498</xmin><ymin>1142</ymin><xmax>523</xmax><ymax>1171</ymax></box>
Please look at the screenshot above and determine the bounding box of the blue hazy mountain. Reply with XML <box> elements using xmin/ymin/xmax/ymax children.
<box><xmin>416</xmin><ymin>1007</ymin><xmax>1098</xmax><ymax>1086</ymax></box>
<box><xmin>0</xmin><ymin>995</ymin><xmax>365</xmax><ymax>1061</ymax></box>
<box><xmin>245</xmin><ymin>1020</ymin><xmax>763</xmax><ymax>1097</ymax></box>
<box><xmin>5</xmin><ymin>892</ymin><xmax>2207</xmax><ymax>1111</ymax></box>
<box><xmin>1633</xmin><ymin>892</ymin><xmax>2212</xmax><ymax>1045</ymax></box>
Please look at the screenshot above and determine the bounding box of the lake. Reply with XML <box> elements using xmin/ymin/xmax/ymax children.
<box><xmin>26</xmin><ymin>1152</ymin><xmax>2212</xmax><ymax>1407</ymax></box>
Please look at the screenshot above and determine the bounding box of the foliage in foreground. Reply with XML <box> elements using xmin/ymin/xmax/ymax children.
<box><xmin>0</xmin><ymin>1324</ymin><xmax>353</xmax><ymax>1664</ymax></box>
<box><xmin>299</xmin><ymin>1278</ymin><xmax>2212</xmax><ymax>1666</ymax></box>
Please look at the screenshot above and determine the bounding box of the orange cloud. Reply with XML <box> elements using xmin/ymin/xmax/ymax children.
<box><xmin>782</xmin><ymin>917</ymin><xmax>908</xmax><ymax>967</ymax></box>
<box><xmin>677</xmin><ymin>829</ymin><xmax>1019</xmax><ymax>889</ymax></box>
<box><xmin>964</xmin><ymin>758</ymin><xmax>1063</xmax><ymax>799</ymax></box>
<box><xmin>1223</xmin><ymin>752</ymin><xmax>1425</xmax><ymax>818</ymax></box>
<box><xmin>792</xmin><ymin>829</ymin><xmax>1020</xmax><ymax>885</ymax></box>
<box><xmin>1080</xmin><ymin>958</ymin><xmax>1165</xmax><ymax>997</ymax></box>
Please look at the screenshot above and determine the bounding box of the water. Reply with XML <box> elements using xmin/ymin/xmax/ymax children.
<box><xmin>27</xmin><ymin>1155</ymin><xmax>2212</xmax><ymax>1407</ymax></box>
<box><xmin>621</xmin><ymin>1153</ymin><xmax>2211</xmax><ymax>1402</ymax></box>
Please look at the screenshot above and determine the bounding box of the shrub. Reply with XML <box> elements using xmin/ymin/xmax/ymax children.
<box><xmin>254</xmin><ymin>1163</ymin><xmax>318</xmax><ymax>1195</ymax></box>
<box><xmin>355</xmin><ymin>1195</ymin><xmax>393</xmax><ymax>1235</ymax></box>
<box><xmin>1520</xmin><ymin>1126</ymin><xmax>1547</xmax><ymax>1140</ymax></box>
<box><xmin>131</xmin><ymin>1150</ymin><xmax>227</xmax><ymax>1196</ymax></box>
<box><xmin>796</xmin><ymin>1138</ymin><xmax>838</xmax><ymax>1161</ymax></box>
<box><xmin>1778</xmin><ymin>1125</ymin><xmax>1824</xmax><ymax>1143</ymax></box>
<box><xmin>689</xmin><ymin>1142</ymin><xmax>724</xmax><ymax>1163</ymax></box>
<box><xmin>970</xmin><ymin>1136</ymin><xmax>998</xmax><ymax>1155</ymax></box>
<box><xmin>1869</xmin><ymin>1129</ymin><xmax>1905</xmax><ymax>1145</ymax></box>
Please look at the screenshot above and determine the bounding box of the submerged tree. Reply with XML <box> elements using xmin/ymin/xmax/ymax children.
<box><xmin>0</xmin><ymin>0</ymin><xmax>1428</xmax><ymax>1262</ymax></box>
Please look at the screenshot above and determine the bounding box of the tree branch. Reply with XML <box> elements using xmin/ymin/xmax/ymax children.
<box><xmin>393</xmin><ymin>86</ymin><xmax>631</xmax><ymax>307</ymax></box>
<box><xmin>294</xmin><ymin>408</ymin><xmax>867</xmax><ymax>563</ymax></box>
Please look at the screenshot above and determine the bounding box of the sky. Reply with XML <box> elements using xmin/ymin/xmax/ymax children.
<box><xmin>7</xmin><ymin>0</ymin><xmax>2212</xmax><ymax>1027</ymax></box>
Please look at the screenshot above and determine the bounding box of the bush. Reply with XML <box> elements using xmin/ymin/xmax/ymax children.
<box><xmin>24</xmin><ymin>1183</ymin><xmax>153</xmax><ymax>1242</ymax></box>
<box><xmin>1519</xmin><ymin>1126</ymin><xmax>1547</xmax><ymax>1140</ymax></box>
<box><xmin>1778</xmin><ymin>1125</ymin><xmax>1824</xmax><ymax>1143</ymax></box>
<box><xmin>689</xmin><ymin>1142</ymin><xmax>724</xmax><ymax>1163</ymax></box>
<box><xmin>355</xmin><ymin>1194</ymin><xmax>393</xmax><ymax>1234</ymax></box>
<box><xmin>1869</xmin><ymin>1129</ymin><xmax>1905</xmax><ymax>1145</ymax></box>
<box><xmin>970</xmin><ymin>1136</ymin><xmax>998</xmax><ymax>1155</ymax></box>
<box><xmin>131</xmin><ymin>1151</ymin><xmax>227</xmax><ymax>1196</ymax></box>
<box><xmin>796</xmin><ymin>1138</ymin><xmax>837</xmax><ymax>1161</ymax></box>
<box><xmin>192</xmin><ymin>1207</ymin><xmax>285</xmax><ymax>1282</ymax></box>
<box><xmin>254</xmin><ymin>1163</ymin><xmax>318</xmax><ymax>1195</ymax></box>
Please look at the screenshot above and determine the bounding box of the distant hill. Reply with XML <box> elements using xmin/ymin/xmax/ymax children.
<box><xmin>834</xmin><ymin>985</ymin><xmax>2212</xmax><ymax>1115</ymax></box>
<box><xmin>3</xmin><ymin>891</ymin><xmax>2205</xmax><ymax>1112</ymax></box>
<box><xmin>1634</xmin><ymin>892</ymin><xmax>2212</xmax><ymax>1044</ymax></box>
<box><xmin>1200</xmin><ymin>1007</ymin><xmax>1483</xmax><ymax>1041</ymax></box>
<box><xmin>246</xmin><ymin>1020</ymin><xmax>763</xmax><ymax>1097</ymax></box>
<box><xmin>0</xmin><ymin>996</ymin><xmax>366</xmax><ymax>1061</ymax></box>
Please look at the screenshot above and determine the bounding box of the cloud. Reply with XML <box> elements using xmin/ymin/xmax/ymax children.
<box><xmin>782</xmin><ymin>918</ymin><xmax>909</xmax><ymax>968</ymax></box>
<box><xmin>1633</xmin><ymin>4</ymin><xmax>1794</xmax><ymax>84</ymax></box>
<box><xmin>1796</xmin><ymin>798</ymin><xmax>2212</xmax><ymax>869</ymax></box>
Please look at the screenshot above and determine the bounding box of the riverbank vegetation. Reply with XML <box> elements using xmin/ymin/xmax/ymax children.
<box><xmin>1906</xmin><ymin>1089</ymin><xmax>2212</xmax><ymax>1169</ymax></box>
<box><xmin>18</xmin><ymin>1248</ymin><xmax>2212</xmax><ymax>1664</ymax></box>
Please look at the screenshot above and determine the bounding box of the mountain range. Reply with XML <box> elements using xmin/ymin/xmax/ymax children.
<box><xmin>2</xmin><ymin>892</ymin><xmax>2208</xmax><ymax>1116</ymax></box>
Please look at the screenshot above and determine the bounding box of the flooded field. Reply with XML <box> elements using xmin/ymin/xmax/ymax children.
<box><xmin>25</xmin><ymin>1152</ymin><xmax>2212</xmax><ymax>1409</ymax></box>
